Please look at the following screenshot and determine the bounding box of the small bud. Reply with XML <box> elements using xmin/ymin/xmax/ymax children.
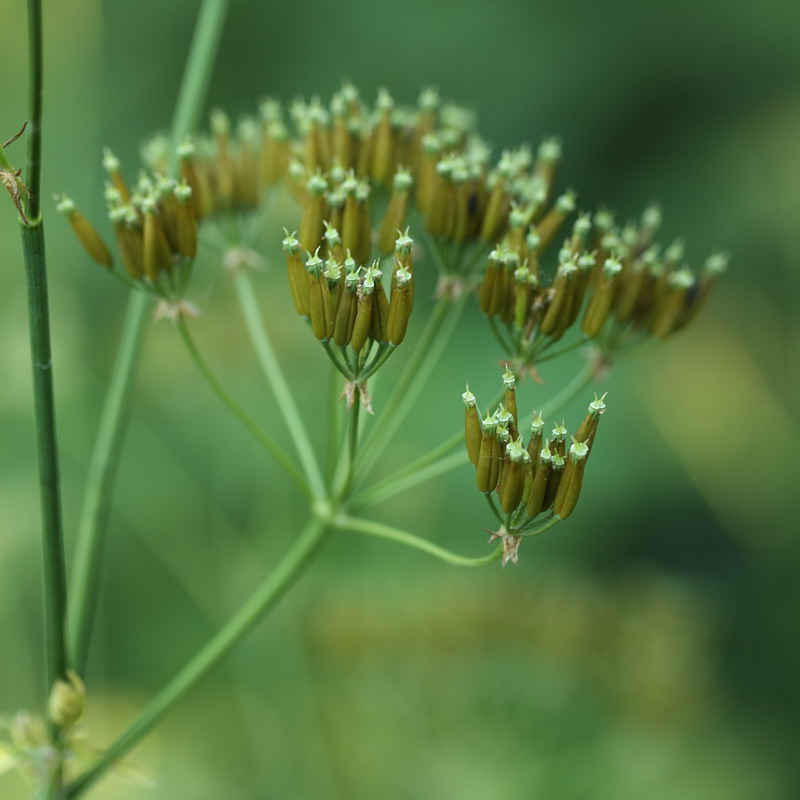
<box><xmin>500</xmin><ymin>438</ymin><xmax>530</xmax><ymax>513</ymax></box>
<box><xmin>553</xmin><ymin>439</ymin><xmax>590</xmax><ymax>519</ymax></box>
<box><xmin>48</xmin><ymin>671</ymin><xmax>86</xmax><ymax>730</ymax></box>
<box><xmin>463</xmin><ymin>386</ymin><xmax>482</xmax><ymax>467</ymax></box>
<box><xmin>56</xmin><ymin>195</ymin><xmax>114</xmax><ymax>268</ymax></box>
<box><xmin>476</xmin><ymin>412</ymin><xmax>498</xmax><ymax>493</ymax></box>
<box><xmin>574</xmin><ymin>393</ymin><xmax>607</xmax><ymax>451</ymax></box>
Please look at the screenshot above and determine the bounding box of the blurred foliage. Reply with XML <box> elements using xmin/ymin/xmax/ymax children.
<box><xmin>1</xmin><ymin>0</ymin><xmax>799</xmax><ymax>797</ymax></box>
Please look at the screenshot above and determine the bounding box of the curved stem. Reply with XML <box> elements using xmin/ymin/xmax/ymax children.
<box><xmin>177</xmin><ymin>316</ymin><xmax>309</xmax><ymax>495</ymax></box>
<box><xmin>335</xmin><ymin>514</ymin><xmax>503</xmax><ymax>567</ymax></box>
<box><xmin>519</xmin><ymin>515</ymin><xmax>562</xmax><ymax>538</ymax></box>
<box><xmin>484</xmin><ymin>493</ymin><xmax>505</xmax><ymax>527</ymax></box>
<box><xmin>65</xmin><ymin>517</ymin><xmax>328</xmax><ymax>799</ymax></box>
<box><xmin>232</xmin><ymin>270</ymin><xmax>326</xmax><ymax>498</ymax></box>
<box><xmin>68</xmin><ymin>293</ymin><xmax>149</xmax><ymax>675</ymax></box>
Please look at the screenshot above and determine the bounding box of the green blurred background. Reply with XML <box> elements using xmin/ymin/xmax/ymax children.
<box><xmin>1</xmin><ymin>0</ymin><xmax>799</xmax><ymax>797</ymax></box>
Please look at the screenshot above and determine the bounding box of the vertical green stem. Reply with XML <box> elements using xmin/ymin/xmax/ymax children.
<box><xmin>325</xmin><ymin>364</ymin><xmax>341</xmax><ymax>482</ymax></box>
<box><xmin>67</xmin><ymin>0</ymin><xmax>230</xmax><ymax>679</ymax></box>
<box><xmin>68</xmin><ymin>292</ymin><xmax>149</xmax><ymax>675</ymax></box>
<box><xmin>21</xmin><ymin>222</ymin><xmax>68</xmax><ymax>690</ymax></box>
<box><xmin>25</xmin><ymin>0</ymin><xmax>43</xmax><ymax>220</ymax></box>
<box><xmin>65</xmin><ymin>517</ymin><xmax>329</xmax><ymax>799</ymax></box>
<box><xmin>18</xmin><ymin>0</ymin><xmax>69</xmax><ymax>698</ymax></box>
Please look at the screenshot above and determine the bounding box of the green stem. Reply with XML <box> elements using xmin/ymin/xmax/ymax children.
<box><xmin>17</xmin><ymin>0</ymin><xmax>68</xmax><ymax>701</ymax></box>
<box><xmin>166</xmin><ymin>0</ymin><xmax>230</xmax><ymax>159</ymax></box>
<box><xmin>22</xmin><ymin>222</ymin><xmax>67</xmax><ymax>690</ymax></box>
<box><xmin>484</xmin><ymin>493</ymin><xmax>505</xmax><ymax>527</ymax></box>
<box><xmin>325</xmin><ymin>364</ymin><xmax>341</xmax><ymax>482</ymax></box>
<box><xmin>335</xmin><ymin>514</ymin><xmax>503</xmax><ymax>567</ymax></box>
<box><xmin>68</xmin><ymin>293</ymin><xmax>149</xmax><ymax>675</ymax></box>
<box><xmin>356</xmin><ymin>292</ymin><xmax>465</xmax><ymax>480</ymax></box>
<box><xmin>66</xmin><ymin>0</ymin><xmax>231</xmax><ymax>680</ymax></box>
<box><xmin>177</xmin><ymin>316</ymin><xmax>309</xmax><ymax>495</ymax></box>
<box><xmin>532</xmin><ymin>335</ymin><xmax>588</xmax><ymax>365</ymax></box>
<box><xmin>350</xmin><ymin>449</ymin><xmax>464</xmax><ymax>511</ymax></box>
<box><xmin>519</xmin><ymin>515</ymin><xmax>562</xmax><ymax>537</ymax></box>
<box><xmin>65</xmin><ymin>517</ymin><xmax>329</xmax><ymax>799</ymax></box>
<box><xmin>25</xmin><ymin>0</ymin><xmax>43</xmax><ymax>220</ymax></box>
<box><xmin>233</xmin><ymin>270</ymin><xmax>326</xmax><ymax>498</ymax></box>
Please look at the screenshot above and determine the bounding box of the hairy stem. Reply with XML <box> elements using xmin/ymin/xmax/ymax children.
<box><xmin>65</xmin><ymin>517</ymin><xmax>328</xmax><ymax>799</ymax></box>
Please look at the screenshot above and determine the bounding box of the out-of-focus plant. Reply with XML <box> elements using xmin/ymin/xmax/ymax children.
<box><xmin>1</xmin><ymin>1</ymin><xmax>728</xmax><ymax>797</ymax></box>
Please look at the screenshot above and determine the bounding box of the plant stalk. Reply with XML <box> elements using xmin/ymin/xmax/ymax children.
<box><xmin>65</xmin><ymin>517</ymin><xmax>329</xmax><ymax>799</ymax></box>
<box><xmin>68</xmin><ymin>292</ymin><xmax>149</xmax><ymax>675</ymax></box>
<box><xmin>67</xmin><ymin>0</ymin><xmax>231</xmax><ymax>680</ymax></box>
<box><xmin>17</xmin><ymin>0</ymin><xmax>69</xmax><ymax>701</ymax></box>
<box><xmin>177</xmin><ymin>317</ymin><xmax>309</xmax><ymax>494</ymax></box>
<box><xmin>335</xmin><ymin>514</ymin><xmax>502</xmax><ymax>567</ymax></box>
<box><xmin>232</xmin><ymin>270</ymin><xmax>326</xmax><ymax>498</ymax></box>
<box><xmin>21</xmin><ymin>222</ymin><xmax>68</xmax><ymax>690</ymax></box>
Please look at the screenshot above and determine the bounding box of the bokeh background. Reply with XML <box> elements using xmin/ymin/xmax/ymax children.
<box><xmin>1</xmin><ymin>0</ymin><xmax>799</xmax><ymax>797</ymax></box>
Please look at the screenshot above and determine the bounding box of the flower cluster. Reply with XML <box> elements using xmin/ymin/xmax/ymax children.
<box><xmin>54</xmin><ymin>83</ymin><xmax>727</xmax><ymax>552</ymax></box>
<box><xmin>478</xmin><ymin>203</ymin><xmax>730</xmax><ymax>367</ymax></box>
<box><xmin>463</xmin><ymin>370</ymin><xmax>606</xmax><ymax>564</ymax></box>
<box><xmin>55</xmin><ymin>149</ymin><xmax>200</xmax><ymax>306</ymax></box>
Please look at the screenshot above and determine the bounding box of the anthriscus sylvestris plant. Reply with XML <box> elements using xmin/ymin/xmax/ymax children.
<box><xmin>2</xmin><ymin>3</ymin><xmax>728</xmax><ymax>798</ymax></box>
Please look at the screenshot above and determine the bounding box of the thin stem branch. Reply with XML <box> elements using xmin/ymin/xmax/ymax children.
<box><xmin>166</xmin><ymin>0</ymin><xmax>230</xmax><ymax>158</ymax></box>
<box><xmin>325</xmin><ymin>364</ymin><xmax>341</xmax><ymax>482</ymax></box>
<box><xmin>484</xmin><ymin>493</ymin><xmax>505</xmax><ymax>527</ymax></box>
<box><xmin>68</xmin><ymin>293</ymin><xmax>149</xmax><ymax>675</ymax></box>
<box><xmin>177</xmin><ymin>316</ymin><xmax>309</xmax><ymax>495</ymax></box>
<box><xmin>67</xmin><ymin>0</ymin><xmax>231</xmax><ymax>681</ymax></box>
<box><xmin>519</xmin><ymin>515</ymin><xmax>562</xmax><ymax>537</ymax></box>
<box><xmin>233</xmin><ymin>270</ymin><xmax>326</xmax><ymax>498</ymax></box>
<box><xmin>350</xmin><ymin>446</ymin><xmax>464</xmax><ymax>510</ymax></box>
<box><xmin>335</xmin><ymin>514</ymin><xmax>503</xmax><ymax>567</ymax></box>
<box><xmin>532</xmin><ymin>335</ymin><xmax>589</xmax><ymax>365</ymax></box>
<box><xmin>356</xmin><ymin>292</ymin><xmax>466</xmax><ymax>481</ymax></box>
<box><xmin>65</xmin><ymin>518</ymin><xmax>328</xmax><ymax>799</ymax></box>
